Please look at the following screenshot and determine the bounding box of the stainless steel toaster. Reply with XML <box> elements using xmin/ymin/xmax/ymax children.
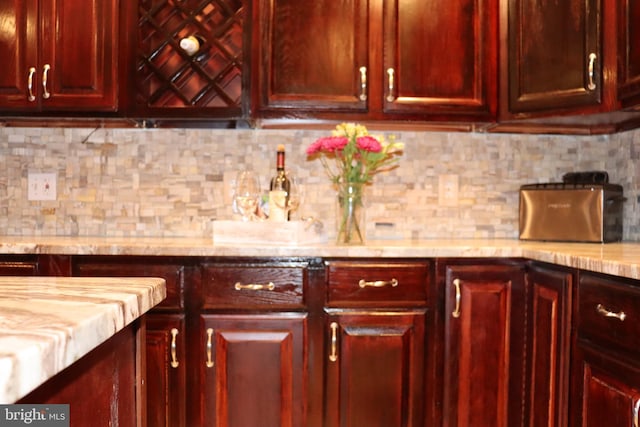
<box><xmin>519</xmin><ymin>183</ymin><xmax>624</xmax><ymax>243</ymax></box>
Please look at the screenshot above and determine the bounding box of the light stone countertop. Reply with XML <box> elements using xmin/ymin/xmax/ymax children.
<box><xmin>1</xmin><ymin>236</ymin><xmax>640</xmax><ymax>280</ymax></box>
<box><xmin>0</xmin><ymin>276</ymin><xmax>166</xmax><ymax>403</ymax></box>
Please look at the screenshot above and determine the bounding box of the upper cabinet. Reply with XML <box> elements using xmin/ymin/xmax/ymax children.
<box><xmin>507</xmin><ymin>0</ymin><xmax>603</xmax><ymax>114</ymax></box>
<box><xmin>0</xmin><ymin>0</ymin><xmax>119</xmax><ymax>113</ymax></box>
<box><xmin>133</xmin><ymin>0</ymin><xmax>247</xmax><ymax>119</ymax></box>
<box><xmin>617</xmin><ymin>0</ymin><xmax>640</xmax><ymax>109</ymax></box>
<box><xmin>252</xmin><ymin>0</ymin><xmax>498</xmax><ymax>121</ymax></box>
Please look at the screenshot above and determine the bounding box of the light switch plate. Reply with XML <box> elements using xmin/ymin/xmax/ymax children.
<box><xmin>28</xmin><ymin>172</ymin><xmax>57</xmax><ymax>201</ymax></box>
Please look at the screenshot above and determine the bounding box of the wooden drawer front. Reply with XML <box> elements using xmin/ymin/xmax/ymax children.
<box><xmin>73</xmin><ymin>261</ymin><xmax>184</xmax><ymax>310</ymax></box>
<box><xmin>326</xmin><ymin>261</ymin><xmax>429</xmax><ymax>306</ymax></box>
<box><xmin>578</xmin><ymin>273</ymin><xmax>640</xmax><ymax>354</ymax></box>
<box><xmin>202</xmin><ymin>264</ymin><xmax>306</xmax><ymax>309</ymax></box>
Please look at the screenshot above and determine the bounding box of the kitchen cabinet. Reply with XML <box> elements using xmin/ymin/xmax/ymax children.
<box><xmin>252</xmin><ymin>0</ymin><xmax>497</xmax><ymax>120</ymax></box>
<box><xmin>71</xmin><ymin>257</ymin><xmax>190</xmax><ymax>427</ymax></box>
<box><xmin>570</xmin><ymin>271</ymin><xmax>640</xmax><ymax>427</ymax></box>
<box><xmin>439</xmin><ymin>259</ymin><xmax>526</xmax><ymax>427</ymax></box>
<box><xmin>617</xmin><ymin>0</ymin><xmax>640</xmax><ymax>108</ymax></box>
<box><xmin>194</xmin><ymin>259</ymin><xmax>317</xmax><ymax>427</ymax></box>
<box><xmin>323</xmin><ymin>260</ymin><xmax>430</xmax><ymax>426</ymax></box>
<box><xmin>507</xmin><ymin>0</ymin><xmax>604</xmax><ymax>114</ymax></box>
<box><xmin>134</xmin><ymin>0</ymin><xmax>247</xmax><ymax>119</ymax></box>
<box><xmin>524</xmin><ymin>262</ymin><xmax>574</xmax><ymax>427</ymax></box>
<box><xmin>0</xmin><ymin>0</ymin><xmax>119</xmax><ymax>112</ymax></box>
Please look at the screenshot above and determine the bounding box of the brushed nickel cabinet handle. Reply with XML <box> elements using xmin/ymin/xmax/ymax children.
<box><xmin>596</xmin><ymin>303</ymin><xmax>626</xmax><ymax>321</ymax></box>
<box><xmin>587</xmin><ymin>53</ymin><xmax>597</xmax><ymax>90</ymax></box>
<box><xmin>358</xmin><ymin>278</ymin><xmax>398</xmax><ymax>288</ymax></box>
<box><xmin>329</xmin><ymin>322</ymin><xmax>338</xmax><ymax>362</ymax></box>
<box><xmin>42</xmin><ymin>64</ymin><xmax>51</xmax><ymax>99</ymax></box>
<box><xmin>170</xmin><ymin>328</ymin><xmax>179</xmax><ymax>368</ymax></box>
<box><xmin>27</xmin><ymin>67</ymin><xmax>36</xmax><ymax>101</ymax></box>
<box><xmin>386</xmin><ymin>68</ymin><xmax>395</xmax><ymax>102</ymax></box>
<box><xmin>234</xmin><ymin>282</ymin><xmax>275</xmax><ymax>291</ymax></box>
<box><xmin>359</xmin><ymin>66</ymin><xmax>367</xmax><ymax>101</ymax></box>
<box><xmin>633</xmin><ymin>398</ymin><xmax>639</xmax><ymax>427</ymax></box>
<box><xmin>205</xmin><ymin>328</ymin><xmax>214</xmax><ymax>368</ymax></box>
<box><xmin>452</xmin><ymin>278</ymin><xmax>461</xmax><ymax>318</ymax></box>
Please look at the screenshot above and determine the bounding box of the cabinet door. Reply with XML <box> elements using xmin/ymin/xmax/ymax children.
<box><xmin>39</xmin><ymin>0</ymin><xmax>118</xmax><ymax>111</ymax></box>
<box><xmin>0</xmin><ymin>0</ymin><xmax>38</xmax><ymax>110</ymax></box>
<box><xmin>198</xmin><ymin>314</ymin><xmax>307</xmax><ymax>427</ymax></box>
<box><xmin>508</xmin><ymin>0</ymin><xmax>601</xmax><ymax>112</ymax></box>
<box><xmin>383</xmin><ymin>0</ymin><xmax>497</xmax><ymax>117</ymax></box>
<box><xmin>442</xmin><ymin>263</ymin><xmax>525</xmax><ymax>427</ymax></box>
<box><xmin>525</xmin><ymin>263</ymin><xmax>573</xmax><ymax>427</ymax></box>
<box><xmin>618</xmin><ymin>0</ymin><xmax>640</xmax><ymax>107</ymax></box>
<box><xmin>146</xmin><ymin>315</ymin><xmax>187</xmax><ymax>427</ymax></box>
<box><xmin>324</xmin><ymin>311</ymin><xmax>426</xmax><ymax>427</ymax></box>
<box><xmin>571</xmin><ymin>345</ymin><xmax>640</xmax><ymax>427</ymax></box>
<box><xmin>253</xmin><ymin>0</ymin><xmax>369</xmax><ymax>112</ymax></box>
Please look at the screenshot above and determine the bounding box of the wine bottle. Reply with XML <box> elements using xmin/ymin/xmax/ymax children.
<box><xmin>269</xmin><ymin>144</ymin><xmax>291</xmax><ymax>222</ymax></box>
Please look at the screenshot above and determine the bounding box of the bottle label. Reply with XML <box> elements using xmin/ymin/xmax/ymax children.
<box><xmin>269</xmin><ymin>190</ymin><xmax>288</xmax><ymax>222</ymax></box>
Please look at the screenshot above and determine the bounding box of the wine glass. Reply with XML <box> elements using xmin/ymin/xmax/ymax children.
<box><xmin>233</xmin><ymin>170</ymin><xmax>261</xmax><ymax>221</ymax></box>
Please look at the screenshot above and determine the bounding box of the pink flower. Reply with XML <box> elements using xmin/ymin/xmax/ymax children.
<box><xmin>356</xmin><ymin>136</ymin><xmax>382</xmax><ymax>152</ymax></box>
<box><xmin>306</xmin><ymin>136</ymin><xmax>349</xmax><ymax>155</ymax></box>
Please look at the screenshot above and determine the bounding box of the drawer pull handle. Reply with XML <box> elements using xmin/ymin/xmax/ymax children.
<box><xmin>587</xmin><ymin>53</ymin><xmax>597</xmax><ymax>90</ymax></box>
<box><xmin>205</xmin><ymin>328</ymin><xmax>214</xmax><ymax>368</ymax></box>
<box><xmin>234</xmin><ymin>282</ymin><xmax>275</xmax><ymax>291</ymax></box>
<box><xmin>358</xmin><ymin>278</ymin><xmax>398</xmax><ymax>288</ymax></box>
<box><xmin>42</xmin><ymin>64</ymin><xmax>51</xmax><ymax>99</ymax></box>
<box><xmin>359</xmin><ymin>66</ymin><xmax>367</xmax><ymax>101</ymax></box>
<box><xmin>634</xmin><ymin>398</ymin><xmax>640</xmax><ymax>427</ymax></box>
<box><xmin>329</xmin><ymin>322</ymin><xmax>338</xmax><ymax>362</ymax></box>
<box><xmin>452</xmin><ymin>278</ymin><xmax>461</xmax><ymax>318</ymax></box>
<box><xmin>386</xmin><ymin>67</ymin><xmax>395</xmax><ymax>102</ymax></box>
<box><xmin>596</xmin><ymin>304</ymin><xmax>626</xmax><ymax>321</ymax></box>
<box><xmin>170</xmin><ymin>328</ymin><xmax>179</xmax><ymax>368</ymax></box>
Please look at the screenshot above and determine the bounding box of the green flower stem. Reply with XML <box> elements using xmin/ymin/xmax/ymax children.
<box><xmin>337</xmin><ymin>184</ymin><xmax>364</xmax><ymax>245</ymax></box>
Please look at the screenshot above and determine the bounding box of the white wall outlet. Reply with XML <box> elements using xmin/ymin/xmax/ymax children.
<box><xmin>438</xmin><ymin>174</ymin><xmax>459</xmax><ymax>206</ymax></box>
<box><xmin>28</xmin><ymin>172</ymin><xmax>57</xmax><ymax>201</ymax></box>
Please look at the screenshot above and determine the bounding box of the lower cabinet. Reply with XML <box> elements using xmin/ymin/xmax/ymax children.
<box><xmin>570</xmin><ymin>271</ymin><xmax>640</xmax><ymax>427</ymax></box>
<box><xmin>196</xmin><ymin>314</ymin><xmax>307</xmax><ymax>427</ymax></box>
<box><xmin>524</xmin><ymin>262</ymin><xmax>573</xmax><ymax>427</ymax></box>
<box><xmin>323</xmin><ymin>311</ymin><xmax>426</xmax><ymax>427</ymax></box>
<box><xmin>440</xmin><ymin>260</ymin><xmax>526</xmax><ymax>427</ymax></box>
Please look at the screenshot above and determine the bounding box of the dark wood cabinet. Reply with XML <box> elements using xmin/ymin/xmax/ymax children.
<box><xmin>617</xmin><ymin>0</ymin><xmax>640</xmax><ymax>108</ymax></box>
<box><xmin>324</xmin><ymin>260</ymin><xmax>430</xmax><ymax>426</ymax></box>
<box><xmin>524</xmin><ymin>262</ymin><xmax>574</xmax><ymax>427</ymax></box>
<box><xmin>440</xmin><ymin>260</ymin><xmax>526</xmax><ymax>427</ymax></box>
<box><xmin>507</xmin><ymin>0</ymin><xmax>603</xmax><ymax>114</ymax></box>
<box><xmin>0</xmin><ymin>0</ymin><xmax>119</xmax><ymax>112</ymax></box>
<box><xmin>253</xmin><ymin>0</ymin><xmax>497</xmax><ymax>120</ymax></box>
<box><xmin>196</xmin><ymin>314</ymin><xmax>307</xmax><ymax>427</ymax></box>
<box><xmin>71</xmin><ymin>257</ymin><xmax>189</xmax><ymax>427</ymax></box>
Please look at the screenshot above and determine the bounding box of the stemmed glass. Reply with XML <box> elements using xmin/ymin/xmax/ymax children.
<box><xmin>233</xmin><ymin>170</ymin><xmax>261</xmax><ymax>221</ymax></box>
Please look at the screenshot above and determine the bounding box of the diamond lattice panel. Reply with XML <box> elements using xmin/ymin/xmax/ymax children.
<box><xmin>137</xmin><ymin>0</ymin><xmax>244</xmax><ymax>110</ymax></box>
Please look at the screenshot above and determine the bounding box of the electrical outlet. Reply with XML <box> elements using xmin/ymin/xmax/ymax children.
<box><xmin>28</xmin><ymin>172</ymin><xmax>57</xmax><ymax>201</ymax></box>
<box><xmin>439</xmin><ymin>174</ymin><xmax>459</xmax><ymax>206</ymax></box>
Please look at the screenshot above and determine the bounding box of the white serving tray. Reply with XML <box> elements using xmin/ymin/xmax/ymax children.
<box><xmin>213</xmin><ymin>220</ymin><xmax>327</xmax><ymax>245</ymax></box>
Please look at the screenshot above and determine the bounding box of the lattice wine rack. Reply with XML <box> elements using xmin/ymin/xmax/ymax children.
<box><xmin>137</xmin><ymin>0</ymin><xmax>245</xmax><ymax>114</ymax></box>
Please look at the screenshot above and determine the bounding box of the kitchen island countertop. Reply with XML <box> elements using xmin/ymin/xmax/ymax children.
<box><xmin>0</xmin><ymin>276</ymin><xmax>166</xmax><ymax>403</ymax></box>
<box><xmin>0</xmin><ymin>236</ymin><xmax>639</xmax><ymax>280</ymax></box>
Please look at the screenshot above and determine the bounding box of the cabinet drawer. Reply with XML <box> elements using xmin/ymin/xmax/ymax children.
<box><xmin>326</xmin><ymin>260</ymin><xmax>430</xmax><ymax>306</ymax></box>
<box><xmin>201</xmin><ymin>263</ymin><xmax>307</xmax><ymax>309</ymax></box>
<box><xmin>577</xmin><ymin>272</ymin><xmax>640</xmax><ymax>354</ymax></box>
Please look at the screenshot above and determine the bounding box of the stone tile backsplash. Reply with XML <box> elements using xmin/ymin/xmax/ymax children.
<box><xmin>0</xmin><ymin>126</ymin><xmax>638</xmax><ymax>241</ymax></box>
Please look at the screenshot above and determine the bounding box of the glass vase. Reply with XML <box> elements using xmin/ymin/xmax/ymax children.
<box><xmin>336</xmin><ymin>183</ymin><xmax>365</xmax><ymax>245</ymax></box>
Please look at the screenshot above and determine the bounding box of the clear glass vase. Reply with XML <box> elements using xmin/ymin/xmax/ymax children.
<box><xmin>336</xmin><ymin>183</ymin><xmax>365</xmax><ymax>245</ymax></box>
